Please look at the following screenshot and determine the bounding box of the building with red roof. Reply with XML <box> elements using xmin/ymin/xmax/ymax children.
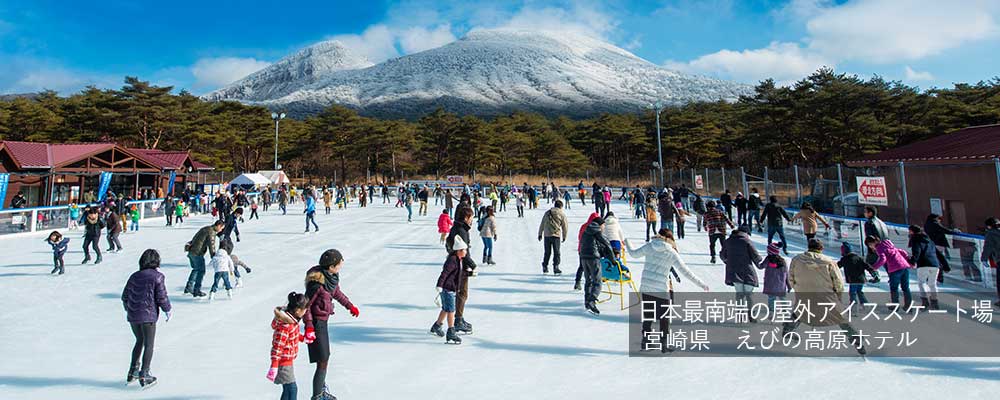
<box><xmin>0</xmin><ymin>141</ymin><xmax>213</xmax><ymax>208</ymax></box>
<box><xmin>846</xmin><ymin>124</ymin><xmax>1000</xmax><ymax>232</ymax></box>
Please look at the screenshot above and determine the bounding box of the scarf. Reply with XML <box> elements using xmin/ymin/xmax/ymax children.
<box><xmin>320</xmin><ymin>268</ymin><xmax>340</xmax><ymax>293</ymax></box>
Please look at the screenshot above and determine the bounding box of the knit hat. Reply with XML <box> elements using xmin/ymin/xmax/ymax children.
<box><xmin>767</xmin><ymin>242</ymin><xmax>782</xmax><ymax>256</ymax></box>
<box><xmin>451</xmin><ymin>236</ymin><xmax>469</xmax><ymax>251</ymax></box>
<box><xmin>841</xmin><ymin>242</ymin><xmax>853</xmax><ymax>256</ymax></box>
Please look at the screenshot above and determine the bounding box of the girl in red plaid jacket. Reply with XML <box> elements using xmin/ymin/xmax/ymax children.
<box><xmin>268</xmin><ymin>292</ymin><xmax>309</xmax><ymax>400</ymax></box>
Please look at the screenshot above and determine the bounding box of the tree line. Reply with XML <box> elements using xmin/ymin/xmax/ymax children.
<box><xmin>1</xmin><ymin>69</ymin><xmax>998</xmax><ymax>182</ymax></box>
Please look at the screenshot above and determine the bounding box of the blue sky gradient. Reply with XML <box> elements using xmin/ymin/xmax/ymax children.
<box><xmin>2</xmin><ymin>0</ymin><xmax>998</xmax><ymax>95</ymax></box>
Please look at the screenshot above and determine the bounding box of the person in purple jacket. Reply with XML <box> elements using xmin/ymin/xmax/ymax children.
<box><xmin>303</xmin><ymin>249</ymin><xmax>360</xmax><ymax>400</ymax></box>
<box><xmin>121</xmin><ymin>249</ymin><xmax>172</xmax><ymax>388</ymax></box>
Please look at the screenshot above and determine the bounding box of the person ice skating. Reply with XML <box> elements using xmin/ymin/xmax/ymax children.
<box><xmin>185</xmin><ymin>220</ymin><xmax>223</xmax><ymax>298</ymax></box>
<box><xmin>757</xmin><ymin>242</ymin><xmax>790</xmax><ymax>313</ymax></box>
<box><xmin>323</xmin><ymin>189</ymin><xmax>332</xmax><ymax>214</ymax></box>
<box><xmin>692</xmin><ymin>194</ymin><xmax>706</xmax><ymax>232</ymax></box>
<box><xmin>579</xmin><ymin>216</ymin><xmax>614</xmax><ymax>315</ymax></box>
<box><xmin>657</xmin><ymin>191</ymin><xmax>677</xmax><ymax>232</ymax></box>
<box><xmin>249</xmin><ymin>198</ymin><xmax>260</xmax><ymax>220</ymax></box>
<box><xmin>68</xmin><ymin>203</ymin><xmax>80</xmax><ymax>230</ymax></box>
<box><xmin>268</xmin><ymin>292</ymin><xmax>309</xmax><ymax>400</ymax></box>
<box><xmin>644</xmin><ymin>197</ymin><xmax>658</xmax><ymax>242</ymax></box>
<box><xmin>174</xmin><ymin>201</ymin><xmax>186</xmax><ymax>225</ymax></box>
<box><xmin>747</xmin><ymin>189</ymin><xmax>762</xmax><ymax>232</ymax></box>
<box><xmin>515</xmin><ymin>190</ymin><xmax>526</xmax><ymax>218</ymax></box>
<box><xmin>129</xmin><ymin>204</ymin><xmax>140</xmax><ymax>231</ymax></box>
<box><xmin>122</xmin><ymin>249</ymin><xmax>172</xmax><ymax>388</ymax></box>
<box><xmin>105</xmin><ymin>208</ymin><xmax>123</xmax><ymax>253</ymax></box>
<box><xmin>479</xmin><ymin>206</ymin><xmax>498</xmax><ymax>265</ymax></box>
<box><xmin>981</xmin><ymin>217</ymin><xmax>1000</xmax><ymax>306</ymax></box>
<box><xmin>908</xmin><ymin>225</ymin><xmax>941</xmax><ymax>310</ymax></box>
<box><xmin>721</xmin><ymin>225</ymin><xmax>762</xmax><ymax>322</ymax></box>
<box><xmin>228</xmin><ymin>244</ymin><xmax>253</xmax><ymax>288</ymax></box>
<box><xmin>781</xmin><ymin>239</ymin><xmax>867</xmax><ymax>356</ymax></box>
<box><xmin>759</xmin><ymin>196</ymin><xmax>792</xmax><ymax>255</ymax></box>
<box><xmin>446</xmin><ymin>207</ymin><xmax>478</xmax><ymax>333</ymax></box>
<box><xmin>208</xmin><ymin>239</ymin><xmax>236</xmax><ymax>300</ymax></box>
<box><xmin>45</xmin><ymin>231</ymin><xmax>70</xmax><ymax>275</ymax></box>
<box><xmin>734</xmin><ymin>192</ymin><xmax>747</xmax><ymax>226</ymax></box>
<box><xmin>866</xmin><ymin>235</ymin><xmax>913</xmax><ymax>310</ymax></box>
<box><xmin>674</xmin><ymin>201</ymin><xmax>691</xmax><ymax>240</ymax></box>
<box><xmin>403</xmin><ymin>187</ymin><xmax>414</xmax><ymax>222</ymax></box>
<box><xmin>703</xmin><ymin>200</ymin><xmax>734</xmax><ymax>264</ymax></box>
<box><xmin>163</xmin><ymin>196</ymin><xmax>175</xmax><ymax>226</ymax></box>
<box><xmin>625</xmin><ymin>230</ymin><xmax>709</xmax><ymax>352</ymax></box>
<box><xmin>279</xmin><ymin>189</ymin><xmax>289</xmax><ymax>215</ymax></box>
<box><xmin>437</xmin><ymin>209</ymin><xmax>453</xmax><ymax>244</ymax></box>
<box><xmin>538</xmin><ymin>200</ymin><xmax>569</xmax><ymax>275</ymax></box>
<box><xmin>839</xmin><ymin>242</ymin><xmax>878</xmax><ymax>312</ymax></box>
<box><xmin>432</xmin><ymin>236</ymin><xmax>467</xmax><ymax>344</ymax></box>
<box><xmin>418</xmin><ymin>186</ymin><xmax>430</xmax><ymax>216</ymax></box>
<box><xmin>791</xmin><ymin>202</ymin><xmax>830</xmax><ymax>241</ymax></box>
<box><xmin>218</xmin><ymin>207</ymin><xmax>243</xmax><ymax>242</ymax></box>
<box><xmin>82</xmin><ymin>208</ymin><xmax>105</xmax><ymax>264</ymax></box>
<box><xmin>924</xmin><ymin>213</ymin><xmax>955</xmax><ymax>284</ymax></box>
<box><xmin>304</xmin><ymin>249</ymin><xmax>360</xmax><ymax>400</ymax></box>
<box><xmin>305</xmin><ymin>194</ymin><xmax>319</xmax><ymax>233</ymax></box>
<box><xmin>720</xmin><ymin>190</ymin><xmax>733</xmax><ymax>220</ymax></box>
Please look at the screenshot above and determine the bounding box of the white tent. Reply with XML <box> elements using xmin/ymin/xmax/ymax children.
<box><xmin>229</xmin><ymin>173</ymin><xmax>271</xmax><ymax>188</ymax></box>
<box><xmin>257</xmin><ymin>170</ymin><xmax>290</xmax><ymax>185</ymax></box>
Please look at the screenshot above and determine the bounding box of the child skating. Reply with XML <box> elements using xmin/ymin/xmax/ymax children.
<box><xmin>432</xmin><ymin>236</ymin><xmax>467</xmax><ymax>344</ymax></box>
<box><xmin>437</xmin><ymin>209</ymin><xmax>453</xmax><ymax>244</ymax></box>
<box><xmin>45</xmin><ymin>231</ymin><xmax>70</xmax><ymax>275</ymax></box>
<box><xmin>209</xmin><ymin>239</ymin><xmax>235</xmax><ymax>300</ymax></box>
<box><xmin>267</xmin><ymin>292</ymin><xmax>309</xmax><ymax>400</ymax></box>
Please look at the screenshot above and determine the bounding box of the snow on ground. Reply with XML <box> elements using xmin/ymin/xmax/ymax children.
<box><xmin>0</xmin><ymin>199</ymin><xmax>997</xmax><ymax>400</ymax></box>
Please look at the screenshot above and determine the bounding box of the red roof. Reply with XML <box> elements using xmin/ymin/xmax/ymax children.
<box><xmin>848</xmin><ymin>124</ymin><xmax>1000</xmax><ymax>166</ymax></box>
<box><xmin>129</xmin><ymin>148</ymin><xmax>214</xmax><ymax>171</ymax></box>
<box><xmin>1</xmin><ymin>141</ymin><xmax>50</xmax><ymax>168</ymax></box>
<box><xmin>50</xmin><ymin>143</ymin><xmax>116</xmax><ymax>166</ymax></box>
<box><xmin>0</xmin><ymin>141</ymin><xmax>213</xmax><ymax>171</ymax></box>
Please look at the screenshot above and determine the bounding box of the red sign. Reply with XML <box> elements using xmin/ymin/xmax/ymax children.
<box><xmin>446</xmin><ymin>175</ymin><xmax>464</xmax><ymax>184</ymax></box>
<box><xmin>695</xmin><ymin>175</ymin><xmax>704</xmax><ymax>189</ymax></box>
<box><xmin>856</xmin><ymin>176</ymin><xmax>888</xmax><ymax>206</ymax></box>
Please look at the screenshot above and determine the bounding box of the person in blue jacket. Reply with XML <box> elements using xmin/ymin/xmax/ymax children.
<box><xmin>305</xmin><ymin>191</ymin><xmax>319</xmax><ymax>233</ymax></box>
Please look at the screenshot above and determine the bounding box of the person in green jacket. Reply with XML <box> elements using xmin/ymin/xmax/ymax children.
<box><xmin>175</xmin><ymin>202</ymin><xmax>185</xmax><ymax>225</ymax></box>
<box><xmin>129</xmin><ymin>206</ymin><xmax>140</xmax><ymax>232</ymax></box>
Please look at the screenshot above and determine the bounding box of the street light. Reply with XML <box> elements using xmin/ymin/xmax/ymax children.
<box><xmin>271</xmin><ymin>112</ymin><xmax>286</xmax><ymax>170</ymax></box>
<box><xmin>649</xmin><ymin>101</ymin><xmax>665</xmax><ymax>188</ymax></box>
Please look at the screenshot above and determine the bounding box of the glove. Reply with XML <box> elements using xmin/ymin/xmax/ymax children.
<box><xmin>538</xmin><ymin>236</ymin><xmax>543</xmax><ymax>242</ymax></box>
<box><xmin>349</xmin><ymin>305</ymin><xmax>360</xmax><ymax>318</ymax></box>
<box><xmin>236</xmin><ymin>236</ymin><xmax>241</xmax><ymax>242</ymax></box>
<box><xmin>164</xmin><ymin>311</ymin><xmax>171</xmax><ymax>322</ymax></box>
<box><xmin>304</xmin><ymin>327</ymin><xmax>316</xmax><ymax>343</ymax></box>
<box><xmin>266</xmin><ymin>367</ymin><xmax>278</xmax><ymax>382</ymax></box>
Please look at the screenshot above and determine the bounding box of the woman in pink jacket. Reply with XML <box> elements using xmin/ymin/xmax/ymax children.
<box><xmin>866</xmin><ymin>236</ymin><xmax>913</xmax><ymax>309</ymax></box>
<box><xmin>437</xmin><ymin>209</ymin><xmax>453</xmax><ymax>244</ymax></box>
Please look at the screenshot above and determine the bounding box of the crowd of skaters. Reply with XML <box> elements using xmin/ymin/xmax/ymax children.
<box><xmin>22</xmin><ymin>176</ymin><xmax>997</xmax><ymax>398</ymax></box>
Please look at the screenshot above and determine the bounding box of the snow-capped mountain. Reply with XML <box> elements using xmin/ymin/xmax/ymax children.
<box><xmin>204</xmin><ymin>29</ymin><xmax>752</xmax><ymax>118</ymax></box>
<box><xmin>205</xmin><ymin>40</ymin><xmax>374</xmax><ymax>102</ymax></box>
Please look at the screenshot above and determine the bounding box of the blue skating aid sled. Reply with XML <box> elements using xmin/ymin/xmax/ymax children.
<box><xmin>598</xmin><ymin>254</ymin><xmax>640</xmax><ymax>310</ymax></box>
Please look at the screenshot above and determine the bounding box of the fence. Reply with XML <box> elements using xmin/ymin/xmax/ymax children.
<box><xmin>0</xmin><ymin>192</ymin><xmax>262</xmax><ymax>238</ymax></box>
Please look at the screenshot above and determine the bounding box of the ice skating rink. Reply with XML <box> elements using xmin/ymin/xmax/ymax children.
<box><xmin>0</xmin><ymin>200</ymin><xmax>997</xmax><ymax>400</ymax></box>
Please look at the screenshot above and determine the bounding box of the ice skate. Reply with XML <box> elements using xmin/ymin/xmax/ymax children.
<box><xmin>430</xmin><ymin>322</ymin><xmax>445</xmax><ymax>337</ymax></box>
<box><xmin>446</xmin><ymin>327</ymin><xmax>462</xmax><ymax>344</ymax></box>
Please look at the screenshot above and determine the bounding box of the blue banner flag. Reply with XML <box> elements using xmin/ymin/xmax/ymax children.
<box><xmin>97</xmin><ymin>172</ymin><xmax>113</xmax><ymax>202</ymax></box>
<box><xmin>0</xmin><ymin>173</ymin><xmax>9</xmax><ymax>210</ymax></box>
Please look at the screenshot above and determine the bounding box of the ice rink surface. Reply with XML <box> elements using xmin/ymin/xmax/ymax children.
<box><xmin>1</xmin><ymin>200</ymin><xmax>997</xmax><ymax>399</ymax></box>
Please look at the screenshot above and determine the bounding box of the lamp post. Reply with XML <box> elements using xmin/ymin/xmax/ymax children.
<box><xmin>649</xmin><ymin>101</ymin><xmax>665</xmax><ymax>188</ymax></box>
<box><xmin>271</xmin><ymin>112</ymin><xmax>286</xmax><ymax>170</ymax></box>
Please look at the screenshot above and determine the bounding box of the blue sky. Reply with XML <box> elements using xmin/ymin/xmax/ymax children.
<box><xmin>2</xmin><ymin>0</ymin><xmax>999</xmax><ymax>95</ymax></box>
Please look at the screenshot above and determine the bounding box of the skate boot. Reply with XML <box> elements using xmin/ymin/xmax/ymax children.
<box><xmin>183</xmin><ymin>286</ymin><xmax>192</xmax><ymax>295</ymax></box>
<box><xmin>455</xmin><ymin>318</ymin><xmax>473</xmax><ymax>334</ymax></box>
<box><xmin>126</xmin><ymin>365</ymin><xmax>140</xmax><ymax>385</ymax></box>
<box><xmin>585</xmin><ymin>301</ymin><xmax>600</xmax><ymax>316</ymax></box>
<box><xmin>226</xmin><ymin>289</ymin><xmax>233</xmax><ymax>299</ymax></box>
<box><xmin>929</xmin><ymin>298</ymin><xmax>940</xmax><ymax>311</ymax></box>
<box><xmin>920</xmin><ymin>297</ymin><xmax>930</xmax><ymax>309</ymax></box>
<box><xmin>94</xmin><ymin>255</ymin><xmax>102</xmax><ymax>264</ymax></box>
<box><xmin>710</xmin><ymin>256</ymin><xmax>716</xmax><ymax>264</ymax></box>
<box><xmin>573</xmin><ymin>281</ymin><xmax>582</xmax><ymax>291</ymax></box>
<box><xmin>138</xmin><ymin>372</ymin><xmax>157</xmax><ymax>388</ymax></box>
<box><xmin>542</xmin><ymin>265</ymin><xmax>549</xmax><ymax>275</ymax></box>
<box><xmin>446</xmin><ymin>327</ymin><xmax>462</xmax><ymax>344</ymax></box>
<box><xmin>51</xmin><ymin>266</ymin><xmax>59</xmax><ymax>274</ymax></box>
<box><xmin>430</xmin><ymin>322</ymin><xmax>445</xmax><ymax>337</ymax></box>
<box><xmin>553</xmin><ymin>267</ymin><xmax>562</xmax><ymax>275</ymax></box>
<box><xmin>235</xmin><ymin>278</ymin><xmax>244</xmax><ymax>288</ymax></box>
<box><xmin>208</xmin><ymin>291</ymin><xmax>216</xmax><ymax>301</ymax></box>
<box><xmin>81</xmin><ymin>256</ymin><xmax>90</xmax><ymax>264</ymax></box>
<box><xmin>488</xmin><ymin>256</ymin><xmax>496</xmax><ymax>265</ymax></box>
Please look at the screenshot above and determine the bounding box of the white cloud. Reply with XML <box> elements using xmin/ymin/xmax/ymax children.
<box><xmin>805</xmin><ymin>0</ymin><xmax>1000</xmax><ymax>63</ymax></box>
<box><xmin>666</xmin><ymin>0</ymin><xmax>1000</xmax><ymax>85</ymax></box>
<box><xmin>665</xmin><ymin>41</ymin><xmax>832</xmax><ymax>85</ymax></box>
<box><xmin>398</xmin><ymin>24</ymin><xmax>456</xmax><ymax>54</ymax></box>
<box><xmin>491</xmin><ymin>5</ymin><xmax>616</xmax><ymax>40</ymax></box>
<box><xmin>328</xmin><ymin>25</ymin><xmax>400</xmax><ymax>63</ymax></box>
<box><xmin>191</xmin><ymin>57</ymin><xmax>271</xmax><ymax>88</ymax></box>
<box><xmin>0</xmin><ymin>55</ymin><xmax>119</xmax><ymax>94</ymax></box>
<box><xmin>904</xmin><ymin>66</ymin><xmax>934</xmax><ymax>81</ymax></box>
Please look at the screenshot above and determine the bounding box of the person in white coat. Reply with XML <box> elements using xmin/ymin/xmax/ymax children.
<box><xmin>625</xmin><ymin>229</ymin><xmax>709</xmax><ymax>353</ymax></box>
<box><xmin>208</xmin><ymin>239</ymin><xmax>236</xmax><ymax>300</ymax></box>
<box><xmin>602</xmin><ymin>211</ymin><xmax>626</xmax><ymax>258</ymax></box>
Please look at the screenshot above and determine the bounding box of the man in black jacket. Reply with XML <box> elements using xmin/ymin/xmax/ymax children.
<box><xmin>217</xmin><ymin>207</ymin><xmax>243</xmax><ymax>243</ymax></box>
<box><xmin>759</xmin><ymin>196</ymin><xmax>792</xmax><ymax>255</ymax></box>
<box><xmin>446</xmin><ymin>207</ymin><xmax>478</xmax><ymax>333</ymax></box>
<box><xmin>81</xmin><ymin>208</ymin><xmax>105</xmax><ymax>264</ymax></box>
<box><xmin>579</xmin><ymin>217</ymin><xmax>613</xmax><ymax>315</ymax></box>
<box><xmin>720</xmin><ymin>190</ymin><xmax>733</xmax><ymax>220</ymax></box>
